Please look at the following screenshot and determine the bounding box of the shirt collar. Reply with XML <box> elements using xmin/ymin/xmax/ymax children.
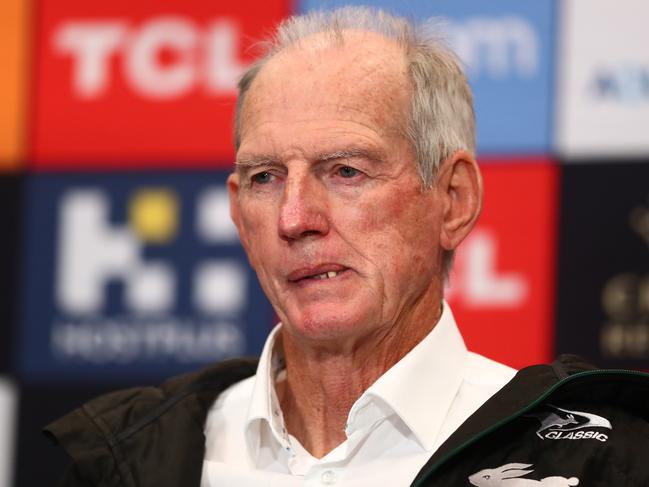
<box><xmin>244</xmin><ymin>301</ymin><xmax>468</xmax><ymax>456</ymax></box>
<box><xmin>349</xmin><ymin>301</ymin><xmax>468</xmax><ymax>451</ymax></box>
<box><xmin>245</xmin><ymin>324</ymin><xmax>291</xmax><ymax>458</ymax></box>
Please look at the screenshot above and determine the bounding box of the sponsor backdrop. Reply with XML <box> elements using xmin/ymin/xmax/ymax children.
<box><xmin>0</xmin><ymin>0</ymin><xmax>29</xmax><ymax>169</ymax></box>
<box><xmin>31</xmin><ymin>0</ymin><xmax>291</xmax><ymax>167</ymax></box>
<box><xmin>556</xmin><ymin>161</ymin><xmax>649</xmax><ymax>369</ymax></box>
<box><xmin>19</xmin><ymin>171</ymin><xmax>273</xmax><ymax>383</ymax></box>
<box><xmin>0</xmin><ymin>176</ymin><xmax>22</xmax><ymax>376</ymax></box>
<box><xmin>448</xmin><ymin>161</ymin><xmax>558</xmax><ymax>368</ymax></box>
<box><xmin>556</xmin><ymin>0</ymin><xmax>649</xmax><ymax>157</ymax></box>
<box><xmin>299</xmin><ymin>0</ymin><xmax>556</xmax><ymax>155</ymax></box>
<box><xmin>0</xmin><ymin>378</ymin><xmax>17</xmax><ymax>487</ymax></box>
<box><xmin>1</xmin><ymin>0</ymin><xmax>647</xmax><ymax>485</ymax></box>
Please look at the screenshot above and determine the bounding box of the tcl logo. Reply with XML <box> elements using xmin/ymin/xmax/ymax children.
<box><xmin>55</xmin><ymin>17</ymin><xmax>246</xmax><ymax>99</ymax></box>
<box><xmin>32</xmin><ymin>1</ymin><xmax>290</xmax><ymax>166</ymax></box>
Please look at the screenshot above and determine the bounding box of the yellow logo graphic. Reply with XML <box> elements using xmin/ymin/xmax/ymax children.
<box><xmin>129</xmin><ymin>188</ymin><xmax>179</xmax><ymax>243</ymax></box>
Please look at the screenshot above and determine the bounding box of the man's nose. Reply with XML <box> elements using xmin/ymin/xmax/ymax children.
<box><xmin>278</xmin><ymin>173</ymin><xmax>330</xmax><ymax>242</ymax></box>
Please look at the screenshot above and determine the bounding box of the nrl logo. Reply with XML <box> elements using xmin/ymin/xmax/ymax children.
<box><xmin>528</xmin><ymin>405</ymin><xmax>612</xmax><ymax>441</ymax></box>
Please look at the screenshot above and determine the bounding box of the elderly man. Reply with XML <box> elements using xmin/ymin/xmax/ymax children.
<box><xmin>47</xmin><ymin>7</ymin><xmax>649</xmax><ymax>487</ymax></box>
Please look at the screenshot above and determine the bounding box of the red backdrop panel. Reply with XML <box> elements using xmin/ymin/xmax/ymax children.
<box><xmin>31</xmin><ymin>0</ymin><xmax>291</xmax><ymax>169</ymax></box>
<box><xmin>447</xmin><ymin>159</ymin><xmax>558</xmax><ymax>369</ymax></box>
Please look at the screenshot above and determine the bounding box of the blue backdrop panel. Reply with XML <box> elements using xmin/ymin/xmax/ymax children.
<box><xmin>299</xmin><ymin>0</ymin><xmax>555</xmax><ymax>155</ymax></box>
<box><xmin>18</xmin><ymin>170</ymin><xmax>274</xmax><ymax>384</ymax></box>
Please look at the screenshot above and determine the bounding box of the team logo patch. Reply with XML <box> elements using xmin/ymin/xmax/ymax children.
<box><xmin>469</xmin><ymin>463</ymin><xmax>579</xmax><ymax>486</ymax></box>
<box><xmin>528</xmin><ymin>405</ymin><xmax>612</xmax><ymax>441</ymax></box>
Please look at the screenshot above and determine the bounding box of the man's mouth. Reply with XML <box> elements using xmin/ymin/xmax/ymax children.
<box><xmin>287</xmin><ymin>265</ymin><xmax>349</xmax><ymax>283</ymax></box>
<box><xmin>308</xmin><ymin>270</ymin><xmax>342</xmax><ymax>280</ymax></box>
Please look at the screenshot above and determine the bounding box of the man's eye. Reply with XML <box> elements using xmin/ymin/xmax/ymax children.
<box><xmin>337</xmin><ymin>166</ymin><xmax>359</xmax><ymax>178</ymax></box>
<box><xmin>252</xmin><ymin>171</ymin><xmax>273</xmax><ymax>184</ymax></box>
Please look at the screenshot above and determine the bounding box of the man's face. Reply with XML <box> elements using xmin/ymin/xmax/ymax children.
<box><xmin>229</xmin><ymin>33</ymin><xmax>447</xmax><ymax>347</ymax></box>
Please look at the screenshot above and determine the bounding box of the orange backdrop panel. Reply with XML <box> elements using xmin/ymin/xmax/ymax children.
<box><xmin>0</xmin><ymin>0</ymin><xmax>30</xmax><ymax>169</ymax></box>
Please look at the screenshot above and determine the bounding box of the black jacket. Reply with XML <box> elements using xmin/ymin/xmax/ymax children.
<box><xmin>45</xmin><ymin>355</ymin><xmax>649</xmax><ymax>486</ymax></box>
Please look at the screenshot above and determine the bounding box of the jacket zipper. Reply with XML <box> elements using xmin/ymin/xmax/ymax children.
<box><xmin>411</xmin><ymin>369</ymin><xmax>649</xmax><ymax>487</ymax></box>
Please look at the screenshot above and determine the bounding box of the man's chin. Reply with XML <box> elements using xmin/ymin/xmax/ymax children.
<box><xmin>282</xmin><ymin>305</ymin><xmax>372</xmax><ymax>345</ymax></box>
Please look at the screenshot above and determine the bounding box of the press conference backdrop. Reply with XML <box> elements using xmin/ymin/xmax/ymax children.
<box><xmin>1</xmin><ymin>0</ymin><xmax>648</xmax><ymax>485</ymax></box>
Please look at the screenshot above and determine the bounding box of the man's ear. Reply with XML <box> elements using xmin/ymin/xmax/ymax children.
<box><xmin>436</xmin><ymin>150</ymin><xmax>483</xmax><ymax>252</ymax></box>
<box><xmin>227</xmin><ymin>172</ymin><xmax>247</xmax><ymax>248</ymax></box>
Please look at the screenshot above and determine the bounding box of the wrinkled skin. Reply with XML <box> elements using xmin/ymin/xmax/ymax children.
<box><xmin>233</xmin><ymin>33</ymin><xmax>442</xmax><ymax>349</ymax></box>
<box><xmin>228</xmin><ymin>31</ymin><xmax>481</xmax><ymax>455</ymax></box>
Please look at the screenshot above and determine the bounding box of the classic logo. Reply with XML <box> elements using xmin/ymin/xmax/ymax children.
<box><xmin>528</xmin><ymin>405</ymin><xmax>612</xmax><ymax>441</ymax></box>
<box><xmin>469</xmin><ymin>463</ymin><xmax>579</xmax><ymax>486</ymax></box>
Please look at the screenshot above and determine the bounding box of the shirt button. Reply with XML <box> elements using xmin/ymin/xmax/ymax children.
<box><xmin>321</xmin><ymin>470</ymin><xmax>337</xmax><ymax>485</ymax></box>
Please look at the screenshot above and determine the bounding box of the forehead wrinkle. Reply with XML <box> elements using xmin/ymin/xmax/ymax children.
<box><xmin>240</xmin><ymin>34</ymin><xmax>411</xmax><ymax>135</ymax></box>
<box><xmin>237</xmin><ymin>34</ymin><xmax>414</xmax><ymax>178</ymax></box>
<box><xmin>240</xmin><ymin>113</ymin><xmax>397</xmax><ymax>158</ymax></box>
<box><xmin>245</xmin><ymin>108</ymin><xmax>404</xmax><ymax>146</ymax></box>
<box><xmin>333</xmin><ymin>103</ymin><xmax>407</xmax><ymax>139</ymax></box>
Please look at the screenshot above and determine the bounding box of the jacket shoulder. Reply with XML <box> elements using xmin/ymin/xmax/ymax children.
<box><xmin>44</xmin><ymin>357</ymin><xmax>258</xmax><ymax>487</ymax></box>
<box><xmin>549</xmin><ymin>353</ymin><xmax>599</xmax><ymax>378</ymax></box>
<box><xmin>413</xmin><ymin>356</ymin><xmax>649</xmax><ymax>486</ymax></box>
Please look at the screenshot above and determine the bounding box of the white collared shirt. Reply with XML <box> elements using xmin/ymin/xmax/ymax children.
<box><xmin>201</xmin><ymin>304</ymin><xmax>516</xmax><ymax>487</ymax></box>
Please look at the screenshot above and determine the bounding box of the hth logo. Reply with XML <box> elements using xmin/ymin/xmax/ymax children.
<box><xmin>54</xmin><ymin>17</ymin><xmax>246</xmax><ymax>99</ymax></box>
<box><xmin>444</xmin><ymin>16</ymin><xmax>539</xmax><ymax>79</ymax></box>
<box><xmin>56</xmin><ymin>187</ymin><xmax>245</xmax><ymax>316</ymax></box>
<box><xmin>447</xmin><ymin>229</ymin><xmax>528</xmax><ymax>308</ymax></box>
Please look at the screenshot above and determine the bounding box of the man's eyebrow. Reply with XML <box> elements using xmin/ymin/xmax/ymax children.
<box><xmin>316</xmin><ymin>147</ymin><xmax>384</xmax><ymax>164</ymax></box>
<box><xmin>234</xmin><ymin>147</ymin><xmax>384</xmax><ymax>169</ymax></box>
<box><xmin>234</xmin><ymin>154</ymin><xmax>281</xmax><ymax>169</ymax></box>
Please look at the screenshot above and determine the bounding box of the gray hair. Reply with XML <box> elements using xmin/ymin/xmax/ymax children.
<box><xmin>234</xmin><ymin>6</ymin><xmax>476</xmax><ymax>274</ymax></box>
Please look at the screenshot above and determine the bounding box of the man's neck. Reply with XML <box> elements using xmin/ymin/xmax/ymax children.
<box><xmin>276</xmin><ymin>302</ymin><xmax>442</xmax><ymax>458</ymax></box>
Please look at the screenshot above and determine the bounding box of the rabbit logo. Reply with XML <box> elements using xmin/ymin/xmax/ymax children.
<box><xmin>528</xmin><ymin>405</ymin><xmax>612</xmax><ymax>440</ymax></box>
<box><xmin>469</xmin><ymin>463</ymin><xmax>579</xmax><ymax>486</ymax></box>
